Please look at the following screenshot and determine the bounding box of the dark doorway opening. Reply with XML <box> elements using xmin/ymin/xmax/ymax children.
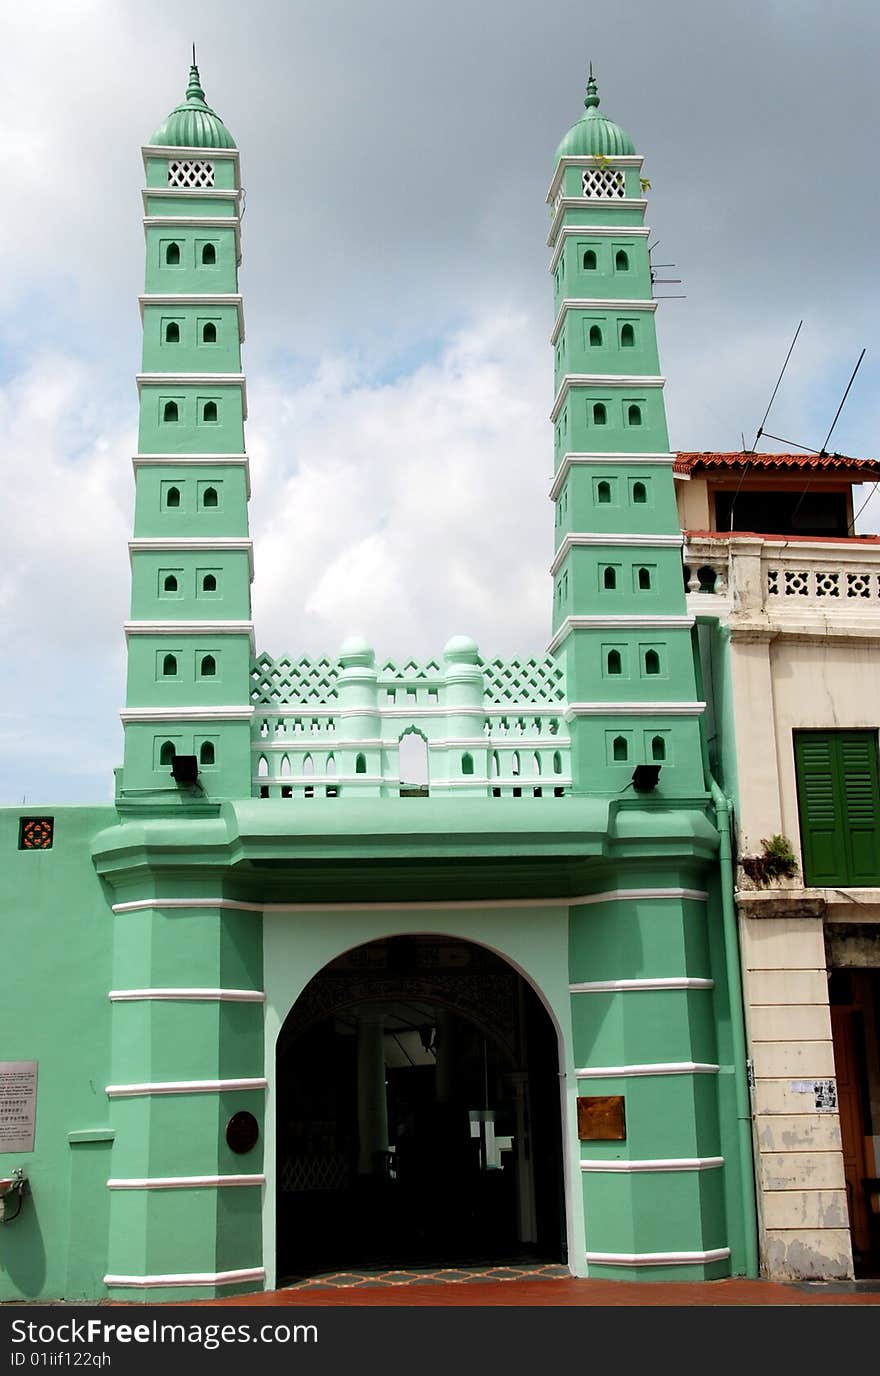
<box><xmin>276</xmin><ymin>935</ymin><xmax>566</xmax><ymax>1281</ymax></box>
<box><xmin>829</xmin><ymin>968</ymin><xmax>880</xmax><ymax>1277</ymax></box>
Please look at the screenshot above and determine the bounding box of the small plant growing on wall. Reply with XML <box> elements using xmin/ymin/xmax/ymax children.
<box><xmin>740</xmin><ymin>834</ymin><xmax>799</xmax><ymax>887</ymax></box>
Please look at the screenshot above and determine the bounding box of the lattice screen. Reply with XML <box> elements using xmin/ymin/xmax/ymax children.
<box><xmin>167</xmin><ymin>160</ymin><xmax>215</xmax><ymax>188</ymax></box>
<box><xmin>581</xmin><ymin>167</ymin><xmax>626</xmax><ymax>199</ymax></box>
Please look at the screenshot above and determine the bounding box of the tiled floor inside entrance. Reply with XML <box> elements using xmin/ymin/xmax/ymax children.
<box><xmin>280</xmin><ymin>1261</ymin><xmax>569</xmax><ymax>1289</ymax></box>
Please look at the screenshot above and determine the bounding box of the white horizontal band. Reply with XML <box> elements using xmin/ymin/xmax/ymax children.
<box><xmin>112</xmin><ymin>888</ymin><xmax>708</xmax><ymax>916</ymax></box>
<box><xmin>575</xmin><ymin>1062</ymin><xmax>719</xmax><ymax>1079</ymax></box>
<box><xmin>551</xmin><ymin>374</ymin><xmax>665</xmax><ymax>423</ymax></box>
<box><xmin>124</xmin><ymin>620</ymin><xmax>253</xmax><ymax>635</ymax></box>
<box><xmin>570</xmin><ymin>977</ymin><xmax>714</xmax><ymax>993</ymax></box>
<box><xmin>254</xmin><ymin>735</ymin><xmax>567</xmax><ymax>751</ymax></box>
<box><xmin>121</xmin><ymin>706</ymin><xmax>254</xmax><ymax>722</ymax></box>
<box><xmin>548</xmin><ymin>614</ymin><xmax>693</xmax><ymax>654</ymax></box>
<box><xmin>555</xmin><ymin>530</ymin><xmax>684</xmax><ymax>549</ymax></box>
<box><xmin>105</xmin><ymin>1268</ymin><xmax>264</xmax><ymax>1289</ymax></box>
<box><xmin>564</xmin><ymin>701</ymin><xmax>706</xmax><ymax>718</ymax></box>
<box><xmin>109</xmin><ymin>988</ymin><xmax>265</xmax><ymax>1002</ymax></box>
<box><xmin>128</xmin><ymin>538</ymin><xmax>254</xmax><ymax>579</ymax></box>
<box><xmin>548</xmin><ymin>200</ymin><xmax>648</xmax><ymax>248</ymax></box>
<box><xmin>107</xmin><ymin>1175</ymin><xmax>265</xmax><ymax>1189</ymax></box>
<box><xmin>550</xmin><ymin>452</ymin><xmax>676</xmax><ymax>500</ymax></box>
<box><xmin>548</xmin><ymin>225</ymin><xmax>651</xmax><ymax>275</ymax></box>
<box><xmin>551</xmin><ymin>298</ymin><xmax>658</xmax><ymax>344</ymax></box>
<box><xmin>142</xmin><ymin>143</ymin><xmax>240</xmax><ymax>165</ymax></box>
<box><xmin>580</xmin><ymin>1157</ymin><xmax>724</xmax><ymax>1173</ymax></box>
<box><xmin>570</xmin><ymin>888</ymin><xmax>708</xmax><ymax>907</ymax></box>
<box><xmin>105</xmin><ymin>1078</ymin><xmax>267</xmax><ymax>1098</ymax></box>
<box><xmin>586</xmin><ymin>1249</ymin><xmax>730</xmax><ymax>1267</ymax></box>
<box><xmin>139</xmin><ymin>293</ymin><xmax>244</xmax><ymax>339</ymax></box>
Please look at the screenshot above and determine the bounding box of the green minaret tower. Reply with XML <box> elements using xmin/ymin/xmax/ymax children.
<box><xmin>121</xmin><ymin>60</ymin><xmax>253</xmax><ymax>801</ymax></box>
<box><xmin>548</xmin><ymin>71</ymin><xmax>705</xmax><ymax>794</ymax></box>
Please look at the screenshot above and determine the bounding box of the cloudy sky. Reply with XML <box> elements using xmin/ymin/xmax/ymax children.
<box><xmin>2</xmin><ymin>0</ymin><xmax>879</xmax><ymax>803</ymax></box>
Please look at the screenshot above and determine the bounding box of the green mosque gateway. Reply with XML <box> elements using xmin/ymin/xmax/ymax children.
<box><xmin>0</xmin><ymin>65</ymin><xmax>760</xmax><ymax>1300</ymax></box>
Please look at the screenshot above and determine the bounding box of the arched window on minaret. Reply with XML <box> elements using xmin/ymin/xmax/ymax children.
<box><xmin>615</xmin><ymin>249</ymin><xmax>629</xmax><ymax>271</ymax></box>
<box><xmin>202</xmin><ymin>573</ymin><xmax>217</xmax><ymax>592</ymax></box>
<box><xmin>165</xmin><ymin>242</ymin><xmax>181</xmax><ymax>266</ymax></box>
<box><xmin>162</xmin><ymin>654</ymin><xmax>177</xmax><ymax>677</ymax></box>
<box><xmin>355</xmin><ymin>753</ymin><xmax>367</xmax><ymax>774</ymax></box>
<box><xmin>163</xmin><ymin>573</ymin><xmax>178</xmax><ymax>593</ymax></box>
<box><xmin>166</xmin><ymin>485</ymin><xmax>181</xmax><ymax>508</ymax></box>
<box><xmin>165</xmin><ymin>321</ymin><xmax>180</xmax><ymax>344</ymax></box>
<box><xmin>607</xmin><ymin>649</ymin><xmax>622</xmax><ymax>676</ymax></box>
<box><xmin>159</xmin><ymin>741</ymin><xmax>176</xmax><ymax>766</ymax></box>
<box><xmin>638</xmin><ymin>567</ymin><xmax>652</xmax><ymax>590</ymax></box>
<box><xmin>199</xmin><ymin>741</ymin><xmax>215</xmax><ymax>766</ymax></box>
<box><xmin>202</xmin><ymin>401</ymin><xmax>218</xmax><ymax>423</ymax></box>
<box><xmin>644</xmin><ymin>649</ymin><xmax>660</xmax><ymax>676</ymax></box>
<box><xmin>628</xmin><ymin>404</ymin><xmax>642</xmax><ymax>426</ymax></box>
<box><xmin>612</xmin><ymin>736</ymin><xmax>628</xmax><ymax>761</ymax></box>
<box><xmin>279</xmin><ymin>755</ymin><xmax>291</xmax><ymax>778</ymax></box>
<box><xmin>201</xmin><ymin>243</ymin><xmax>216</xmax><ymax>265</ymax></box>
<box><xmin>592</xmin><ymin>402</ymin><xmax>607</xmax><ymax>426</ymax></box>
<box><xmin>582</xmin><ymin>249</ymin><xmax>597</xmax><ymax>270</ymax></box>
<box><xmin>258</xmin><ymin>755</ymin><xmax>269</xmax><ymax>778</ymax></box>
<box><xmin>163</xmin><ymin>401</ymin><xmax>179</xmax><ymax>424</ymax></box>
<box><xmin>597</xmin><ymin>480</ymin><xmax>611</xmax><ymax>503</ymax></box>
<box><xmin>202</xmin><ymin>322</ymin><xmax>217</xmax><ymax>343</ymax></box>
<box><xmin>589</xmin><ymin>325</ymin><xmax>603</xmax><ymax>347</ymax></box>
<box><xmin>202</xmin><ymin>486</ymin><xmax>219</xmax><ymax>508</ymax></box>
<box><xmin>651</xmin><ymin>736</ymin><xmax>666</xmax><ymax>761</ymax></box>
<box><xmin>200</xmin><ymin>654</ymin><xmax>216</xmax><ymax>677</ymax></box>
<box><xmin>603</xmin><ymin>566</ymin><xmax>616</xmax><ymax>590</ymax></box>
<box><xmin>620</xmin><ymin>323</ymin><xmax>635</xmax><ymax>348</ymax></box>
<box><xmin>632</xmin><ymin>480</ymin><xmax>647</xmax><ymax>502</ymax></box>
<box><xmin>461</xmin><ymin>752</ymin><xmax>474</xmax><ymax>776</ymax></box>
<box><xmin>552</xmin><ymin>751</ymin><xmax>562</xmax><ymax>775</ymax></box>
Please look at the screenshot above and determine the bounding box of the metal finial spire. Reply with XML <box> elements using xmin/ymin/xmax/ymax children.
<box><xmin>186</xmin><ymin>51</ymin><xmax>206</xmax><ymax>104</ymax></box>
<box><xmin>584</xmin><ymin>64</ymin><xmax>600</xmax><ymax>110</ymax></box>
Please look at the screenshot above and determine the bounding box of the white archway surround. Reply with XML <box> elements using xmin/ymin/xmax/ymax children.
<box><xmin>261</xmin><ymin>903</ymin><xmax>580</xmax><ymax>1287</ymax></box>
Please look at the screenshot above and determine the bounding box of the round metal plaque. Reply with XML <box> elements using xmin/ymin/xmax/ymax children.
<box><xmin>225</xmin><ymin>1111</ymin><xmax>260</xmax><ymax>1155</ymax></box>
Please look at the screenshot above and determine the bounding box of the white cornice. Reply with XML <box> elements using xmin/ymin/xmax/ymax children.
<box><xmin>580</xmin><ymin>1158</ymin><xmax>723</xmax><ymax>1173</ymax></box>
<box><xmin>546</xmin><ymin>156</ymin><xmax>644</xmax><ymax>204</ymax></box>
<box><xmin>128</xmin><ymin>538</ymin><xmax>254</xmax><ymax>580</ymax></box>
<box><xmin>107</xmin><ymin>1175</ymin><xmax>264</xmax><ymax>1189</ymax></box>
<box><xmin>551</xmin><ymin>298</ymin><xmax>657</xmax><ymax>344</ymax></box>
<box><xmin>548</xmin><ymin>615</ymin><xmax>693</xmax><ymax>652</ymax></box>
<box><xmin>139</xmin><ymin>294</ymin><xmax>245</xmax><ymax>341</ymax></box>
<box><xmin>113</xmin><ymin>889</ymin><xmax>705</xmax><ymax>916</ymax></box>
<box><xmin>585</xmin><ymin>1249</ymin><xmax>730</xmax><ymax>1267</ymax></box>
<box><xmin>106</xmin><ymin>1078</ymin><xmax>267</xmax><ymax>1098</ymax></box>
<box><xmin>575</xmin><ymin>1062</ymin><xmax>719</xmax><ymax>1078</ymax></box>
<box><xmin>549</xmin><ymin>225</ymin><xmax>651</xmax><ymax>274</ymax></box>
<box><xmin>136</xmin><ymin>372</ymin><xmax>248</xmax><ymax>419</ymax></box>
<box><xmin>142</xmin><ymin>143</ymin><xmax>240</xmax><ymax>167</ymax></box>
<box><xmin>121</xmin><ymin>705</ymin><xmax>254</xmax><ymax>723</ymax></box>
<box><xmin>563</xmin><ymin>701</ymin><xmax>706</xmax><ymax>719</ymax></box>
<box><xmin>109</xmin><ymin>987</ymin><xmax>264</xmax><ymax>1002</ymax></box>
<box><xmin>124</xmin><ymin>619</ymin><xmax>253</xmax><ymax>636</ymax></box>
<box><xmin>570</xmin><ymin>976</ymin><xmax>713</xmax><ymax>993</ymax></box>
<box><xmin>553</xmin><ymin>530</ymin><xmax>683</xmax><ymax>558</ymax></box>
<box><xmin>141</xmin><ymin>188</ymin><xmax>242</xmax><ymax>215</ymax></box>
<box><xmin>550</xmin><ymin>453</ymin><xmax>676</xmax><ymax>500</ymax></box>
<box><xmin>551</xmin><ymin>373</ymin><xmax>665</xmax><ymax>423</ymax></box>
<box><xmin>548</xmin><ymin>199</ymin><xmax>647</xmax><ymax>247</ymax></box>
<box><xmin>133</xmin><ymin>453</ymin><xmax>250</xmax><ymax>498</ymax></box>
<box><xmin>105</xmin><ymin>1267</ymin><xmax>265</xmax><ymax>1289</ymax></box>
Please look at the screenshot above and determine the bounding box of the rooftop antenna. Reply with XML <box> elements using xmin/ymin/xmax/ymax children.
<box><xmin>192</xmin><ymin>43</ymin><xmax>197</xmax><ymax>65</ymax></box>
<box><xmin>649</xmin><ymin>242</ymin><xmax>686</xmax><ymax>300</ymax></box>
<box><xmin>787</xmin><ymin>348</ymin><xmax>866</xmax><ymax>526</ymax></box>
<box><xmin>728</xmin><ymin>320</ymin><xmax>802</xmax><ymax>529</ymax></box>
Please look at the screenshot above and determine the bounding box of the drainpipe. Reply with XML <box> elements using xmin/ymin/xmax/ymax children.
<box><xmin>709</xmin><ymin>772</ymin><xmax>759</xmax><ymax>1279</ymax></box>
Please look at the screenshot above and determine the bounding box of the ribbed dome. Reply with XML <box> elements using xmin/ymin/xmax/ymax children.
<box><xmin>555</xmin><ymin>71</ymin><xmax>635</xmax><ymax>161</ymax></box>
<box><xmin>149</xmin><ymin>62</ymin><xmax>236</xmax><ymax>149</ymax></box>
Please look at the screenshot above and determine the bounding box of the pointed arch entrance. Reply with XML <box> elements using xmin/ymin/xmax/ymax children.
<box><xmin>275</xmin><ymin>935</ymin><xmax>566</xmax><ymax>1280</ymax></box>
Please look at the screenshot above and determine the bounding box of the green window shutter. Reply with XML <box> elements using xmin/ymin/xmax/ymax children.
<box><xmin>795</xmin><ymin>731</ymin><xmax>880</xmax><ymax>886</ymax></box>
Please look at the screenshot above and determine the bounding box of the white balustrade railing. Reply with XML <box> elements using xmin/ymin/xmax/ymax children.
<box><xmin>683</xmin><ymin>535</ymin><xmax>880</xmax><ymax>619</ymax></box>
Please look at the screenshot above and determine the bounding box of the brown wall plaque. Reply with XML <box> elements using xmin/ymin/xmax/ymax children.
<box><xmin>577</xmin><ymin>1095</ymin><xmax>626</xmax><ymax>1141</ymax></box>
<box><xmin>226</xmin><ymin>1111</ymin><xmax>260</xmax><ymax>1154</ymax></box>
